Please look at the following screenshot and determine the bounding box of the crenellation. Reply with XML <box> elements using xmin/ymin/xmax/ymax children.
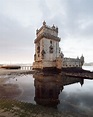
<box><xmin>36</xmin><ymin>21</ymin><xmax>58</xmax><ymax>38</ymax></box>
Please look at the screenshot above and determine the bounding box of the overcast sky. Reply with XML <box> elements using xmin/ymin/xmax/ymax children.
<box><xmin>0</xmin><ymin>0</ymin><xmax>93</xmax><ymax>64</ymax></box>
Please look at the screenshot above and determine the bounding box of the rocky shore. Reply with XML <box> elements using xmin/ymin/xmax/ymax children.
<box><xmin>61</xmin><ymin>67</ymin><xmax>93</xmax><ymax>79</ymax></box>
<box><xmin>33</xmin><ymin>67</ymin><xmax>93</xmax><ymax>79</ymax></box>
<box><xmin>0</xmin><ymin>99</ymin><xmax>90</xmax><ymax>117</ymax></box>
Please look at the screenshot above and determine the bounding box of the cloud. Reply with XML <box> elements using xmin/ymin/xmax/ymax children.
<box><xmin>61</xmin><ymin>0</ymin><xmax>93</xmax><ymax>38</ymax></box>
<box><xmin>0</xmin><ymin>0</ymin><xmax>93</xmax><ymax>63</ymax></box>
<box><xmin>0</xmin><ymin>13</ymin><xmax>34</xmax><ymax>63</ymax></box>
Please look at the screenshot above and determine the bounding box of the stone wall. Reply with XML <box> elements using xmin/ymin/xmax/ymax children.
<box><xmin>63</xmin><ymin>57</ymin><xmax>84</xmax><ymax>68</ymax></box>
<box><xmin>33</xmin><ymin>61</ymin><xmax>56</xmax><ymax>70</ymax></box>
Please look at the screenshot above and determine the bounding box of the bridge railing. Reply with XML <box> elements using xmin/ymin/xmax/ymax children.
<box><xmin>20</xmin><ymin>66</ymin><xmax>32</xmax><ymax>70</ymax></box>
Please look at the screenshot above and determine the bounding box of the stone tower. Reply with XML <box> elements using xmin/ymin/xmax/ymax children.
<box><xmin>33</xmin><ymin>21</ymin><xmax>63</xmax><ymax>70</ymax></box>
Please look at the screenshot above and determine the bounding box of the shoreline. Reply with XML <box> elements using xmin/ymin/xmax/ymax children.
<box><xmin>0</xmin><ymin>67</ymin><xmax>93</xmax><ymax>79</ymax></box>
<box><xmin>0</xmin><ymin>69</ymin><xmax>34</xmax><ymax>75</ymax></box>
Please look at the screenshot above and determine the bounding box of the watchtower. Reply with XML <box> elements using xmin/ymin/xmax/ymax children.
<box><xmin>33</xmin><ymin>21</ymin><xmax>63</xmax><ymax>70</ymax></box>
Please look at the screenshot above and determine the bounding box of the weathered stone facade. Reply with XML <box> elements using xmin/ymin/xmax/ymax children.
<box><xmin>33</xmin><ymin>21</ymin><xmax>63</xmax><ymax>70</ymax></box>
<box><xmin>63</xmin><ymin>55</ymin><xmax>84</xmax><ymax>68</ymax></box>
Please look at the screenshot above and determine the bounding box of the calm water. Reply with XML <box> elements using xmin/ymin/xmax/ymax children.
<box><xmin>0</xmin><ymin>66</ymin><xmax>93</xmax><ymax>116</ymax></box>
<box><xmin>83</xmin><ymin>66</ymin><xmax>93</xmax><ymax>71</ymax></box>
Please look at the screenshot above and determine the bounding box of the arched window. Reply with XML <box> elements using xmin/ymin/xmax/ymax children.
<box><xmin>41</xmin><ymin>49</ymin><xmax>45</xmax><ymax>59</ymax></box>
<box><xmin>50</xmin><ymin>40</ymin><xmax>52</xmax><ymax>44</ymax></box>
<box><xmin>37</xmin><ymin>46</ymin><xmax>40</xmax><ymax>53</ymax></box>
<box><xmin>49</xmin><ymin>45</ymin><xmax>53</xmax><ymax>53</ymax></box>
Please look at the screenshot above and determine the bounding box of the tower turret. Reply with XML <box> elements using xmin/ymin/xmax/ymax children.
<box><xmin>80</xmin><ymin>55</ymin><xmax>84</xmax><ymax>66</ymax></box>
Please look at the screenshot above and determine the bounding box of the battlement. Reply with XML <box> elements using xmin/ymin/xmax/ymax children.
<box><xmin>36</xmin><ymin>21</ymin><xmax>58</xmax><ymax>37</ymax></box>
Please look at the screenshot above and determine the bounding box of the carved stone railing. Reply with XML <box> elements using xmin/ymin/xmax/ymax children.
<box><xmin>34</xmin><ymin>32</ymin><xmax>60</xmax><ymax>43</ymax></box>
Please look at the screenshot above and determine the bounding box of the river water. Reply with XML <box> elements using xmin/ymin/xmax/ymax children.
<box><xmin>0</xmin><ymin>66</ymin><xmax>93</xmax><ymax>116</ymax></box>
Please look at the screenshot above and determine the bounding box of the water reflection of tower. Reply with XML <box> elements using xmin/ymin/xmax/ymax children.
<box><xmin>33</xmin><ymin>74</ymin><xmax>84</xmax><ymax>107</ymax></box>
<box><xmin>33</xmin><ymin>74</ymin><xmax>63</xmax><ymax>107</ymax></box>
